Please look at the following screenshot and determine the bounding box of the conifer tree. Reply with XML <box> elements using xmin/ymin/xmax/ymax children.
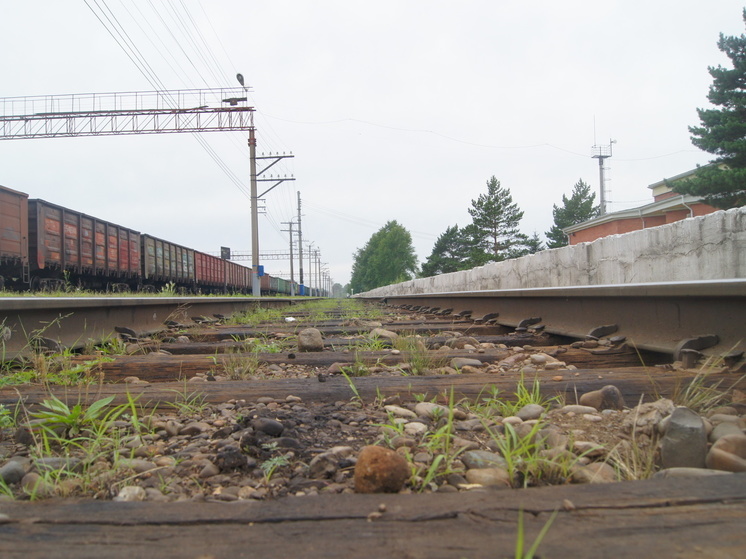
<box><xmin>421</xmin><ymin>225</ymin><xmax>474</xmax><ymax>277</ymax></box>
<box><xmin>467</xmin><ymin>176</ymin><xmax>524</xmax><ymax>263</ymax></box>
<box><xmin>545</xmin><ymin>179</ymin><xmax>600</xmax><ymax>248</ymax></box>
<box><xmin>674</xmin><ymin>10</ymin><xmax>746</xmax><ymax>208</ymax></box>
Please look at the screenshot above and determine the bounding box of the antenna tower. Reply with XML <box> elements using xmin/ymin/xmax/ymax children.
<box><xmin>592</xmin><ymin>139</ymin><xmax>615</xmax><ymax>215</ymax></box>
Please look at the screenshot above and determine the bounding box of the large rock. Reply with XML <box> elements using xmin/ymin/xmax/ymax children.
<box><xmin>445</xmin><ymin>336</ymin><xmax>481</xmax><ymax>350</ymax></box>
<box><xmin>308</xmin><ymin>452</ymin><xmax>341</xmax><ymax>479</ymax></box>
<box><xmin>450</xmin><ymin>357</ymin><xmax>484</xmax><ymax>370</ymax></box>
<box><xmin>516</xmin><ymin>403</ymin><xmax>545</xmax><ymax>421</ymax></box>
<box><xmin>579</xmin><ymin>385</ymin><xmax>626</xmax><ymax>411</ymax></box>
<box><xmin>706</xmin><ymin>433</ymin><xmax>746</xmax><ymax>472</ymax></box>
<box><xmin>464</xmin><ymin>467</ymin><xmax>511</xmax><ymax>487</ymax></box>
<box><xmin>461</xmin><ymin>450</ymin><xmax>507</xmax><ymax>469</ymax></box>
<box><xmin>571</xmin><ymin>462</ymin><xmax>617</xmax><ymax>484</ymax></box>
<box><xmin>297</xmin><ymin>328</ymin><xmax>324</xmax><ymax>352</ymax></box>
<box><xmin>369</xmin><ymin>328</ymin><xmax>398</xmax><ymax>341</ymax></box>
<box><xmin>660</xmin><ymin>407</ymin><xmax>708</xmax><ymax>469</ymax></box>
<box><xmin>354</xmin><ymin>445</ymin><xmax>410</xmax><ymax>493</ymax></box>
<box><xmin>0</xmin><ymin>460</ymin><xmax>26</xmax><ymax>485</ymax></box>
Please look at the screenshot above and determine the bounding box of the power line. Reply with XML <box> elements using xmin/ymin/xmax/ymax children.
<box><xmin>85</xmin><ymin>0</ymin><xmax>250</xmax><ymax>196</ymax></box>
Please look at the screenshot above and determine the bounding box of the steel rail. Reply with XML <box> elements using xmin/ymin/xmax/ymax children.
<box><xmin>0</xmin><ymin>297</ymin><xmax>296</xmax><ymax>360</ymax></box>
<box><xmin>359</xmin><ymin>279</ymin><xmax>746</xmax><ymax>360</ymax></box>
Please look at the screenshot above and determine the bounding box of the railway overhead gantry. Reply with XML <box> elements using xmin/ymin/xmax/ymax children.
<box><xmin>0</xmin><ymin>87</ymin><xmax>275</xmax><ymax>296</ymax></box>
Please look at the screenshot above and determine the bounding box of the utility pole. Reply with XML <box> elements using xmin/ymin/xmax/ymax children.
<box><xmin>250</xmin><ymin>149</ymin><xmax>294</xmax><ymax>296</ymax></box>
<box><xmin>307</xmin><ymin>242</ymin><xmax>314</xmax><ymax>293</ymax></box>
<box><xmin>592</xmin><ymin>139</ymin><xmax>615</xmax><ymax>215</ymax></box>
<box><xmin>297</xmin><ymin>192</ymin><xmax>304</xmax><ymax>294</ymax></box>
<box><xmin>316</xmin><ymin>250</ymin><xmax>321</xmax><ymax>296</ymax></box>
<box><xmin>281</xmin><ymin>221</ymin><xmax>296</xmax><ymax>296</ymax></box>
<box><xmin>249</xmin><ymin>127</ymin><xmax>261</xmax><ymax>296</ymax></box>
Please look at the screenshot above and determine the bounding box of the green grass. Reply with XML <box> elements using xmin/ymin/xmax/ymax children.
<box><xmin>165</xmin><ymin>382</ymin><xmax>208</xmax><ymax>416</ymax></box>
<box><xmin>515</xmin><ymin>507</ymin><xmax>559</xmax><ymax>559</ymax></box>
<box><xmin>10</xmin><ymin>391</ymin><xmax>148</xmax><ymax>500</ymax></box>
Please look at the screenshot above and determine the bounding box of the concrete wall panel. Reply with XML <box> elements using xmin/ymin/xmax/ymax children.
<box><xmin>359</xmin><ymin>207</ymin><xmax>745</xmax><ymax>297</ymax></box>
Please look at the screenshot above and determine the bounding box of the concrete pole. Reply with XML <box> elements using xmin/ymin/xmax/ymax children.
<box><xmin>297</xmin><ymin>192</ymin><xmax>304</xmax><ymax>290</ymax></box>
<box><xmin>288</xmin><ymin>222</ymin><xmax>295</xmax><ymax>296</ymax></box>
<box><xmin>249</xmin><ymin>127</ymin><xmax>260</xmax><ymax>296</ymax></box>
<box><xmin>598</xmin><ymin>157</ymin><xmax>607</xmax><ymax>216</ymax></box>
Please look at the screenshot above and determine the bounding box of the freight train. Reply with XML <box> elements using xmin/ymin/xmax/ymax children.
<box><xmin>0</xmin><ymin>184</ymin><xmax>309</xmax><ymax>296</ymax></box>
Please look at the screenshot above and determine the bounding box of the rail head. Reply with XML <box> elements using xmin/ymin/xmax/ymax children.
<box><xmin>358</xmin><ymin>280</ymin><xmax>746</xmax><ymax>360</ymax></box>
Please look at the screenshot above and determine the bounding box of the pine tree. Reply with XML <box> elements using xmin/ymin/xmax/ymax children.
<box><xmin>524</xmin><ymin>232</ymin><xmax>545</xmax><ymax>254</ymax></box>
<box><xmin>467</xmin><ymin>176</ymin><xmax>524</xmax><ymax>263</ymax></box>
<box><xmin>545</xmin><ymin>179</ymin><xmax>600</xmax><ymax>248</ymax></box>
<box><xmin>421</xmin><ymin>225</ymin><xmax>471</xmax><ymax>277</ymax></box>
<box><xmin>349</xmin><ymin>220</ymin><xmax>418</xmax><ymax>293</ymax></box>
<box><xmin>673</xmin><ymin>10</ymin><xmax>746</xmax><ymax>208</ymax></box>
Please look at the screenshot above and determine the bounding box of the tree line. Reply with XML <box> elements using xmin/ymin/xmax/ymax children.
<box><xmin>348</xmin><ymin>9</ymin><xmax>746</xmax><ymax>294</ymax></box>
<box><xmin>348</xmin><ymin>176</ymin><xmax>598</xmax><ymax>293</ymax></box>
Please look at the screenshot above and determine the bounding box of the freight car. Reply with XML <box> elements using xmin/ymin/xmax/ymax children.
<box><xmin>0</xmin><ymin>185</ymin><xmax>28</xmax><ymax>290</ymax></box>
<box><xmin>0</xmin><ymin>184</ymin><xmax>296</xmax><ymax>295</ymax></box>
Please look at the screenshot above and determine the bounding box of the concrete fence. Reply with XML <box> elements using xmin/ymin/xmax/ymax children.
<box><xmin>357</xmin><ymin>206</ymin><xmax>746</xmax><ymax>297</ymax></box>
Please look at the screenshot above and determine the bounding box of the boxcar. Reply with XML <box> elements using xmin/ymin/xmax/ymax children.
<box><xmin>259</xmin><ymin>273</ymin><xmax>271</xmax><ymax>294</ymax></box>
<box><xmin>0</xmin><ymin>185</ymin><xmax>29</xmax><ymax>287</ymax></box>
<box><xmin>224</xmin><ymin>259</ymin><xmax>252</xmax><ymax>292</ymax></box>
<box><xmin>27</xmin><ymin>198</ymin><xmax>140</xmax><ymax>288</ymax></box>
<box><xmin>141</xmin><ymin>234</ymin><xmax>194</xmax><ymax>287</ymax></box>
<box><xmin>194</xmin><ymin>250</ymin><xmax>224</xmax><ymax>290</ymax></box>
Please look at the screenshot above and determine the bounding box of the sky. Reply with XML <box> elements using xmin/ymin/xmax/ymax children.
<box><xmin>1</xmin><ymin>1</ymin><xmax>743</xmax><ymax>288</ymax></box>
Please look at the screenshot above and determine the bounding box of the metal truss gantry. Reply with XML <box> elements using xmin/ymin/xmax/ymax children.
<box><xmin>0</xmin><ymin>88</ymin><xmax>253</xmax><ymax>139</ymax></box>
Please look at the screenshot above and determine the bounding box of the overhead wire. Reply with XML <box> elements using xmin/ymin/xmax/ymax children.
<box><xmin>122</xmin><ymin>1</ymin><xmax>198</xmax><ymax>88</ymax></box>
<box><xmin>304</xmin><ymin>201</ymin><xmax>436</xmax><ymax>241</ymax></box>
<box><xmin>259</xmin><ymin>110</ymin><xmax>702</xmax><ymax>163</ymax></box>
<box><xmin>86</xmin><ymin>0</ymin><xmax>300</xmax><ymax>256</ymax></box>
<box><xmin>168</xmin><ymin>0</ymin><xmax>294</xmax><ymax>182</ymax></box>
<box><xmin>85</xmin><ymin>0</ymin><xmax>250</xmax><ymax>198</ymax></box>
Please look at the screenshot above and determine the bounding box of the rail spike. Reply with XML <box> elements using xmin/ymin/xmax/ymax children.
<box><xmin>586</xmin><ymin>324</ymin><xmax>619</xmax><ymax>340</ymax></box>
<box><xmin>473</xmin><ymin>312</ymin><xmax>499</xmax><ymax>324</ymax></box>
<box><xmin>515</xmin><ymin>317</ymin><xmax>542</xmax><ymax>332</ymax></box>
<box><xmin>673</xmin><ymin>335</ymin><xmax>720</xmax><ymax>362</ymax></box>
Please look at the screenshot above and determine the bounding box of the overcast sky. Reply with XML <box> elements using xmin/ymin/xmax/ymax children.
<box><xmin>1</xmin><ymin>1</ymin><xmax>743</xmax><ymax>287</ymax></box>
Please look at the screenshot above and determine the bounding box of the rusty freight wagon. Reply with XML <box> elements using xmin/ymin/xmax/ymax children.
<box><xmin>141</xmin><ymin>234</ymin><xmax>195</xmax><ymax>290</ymax></box>
<box><xmin>193</xmin><ymin>251</ymin><xmax>251</xmax><ymax>293</ymax></box>
<box><xmin>26</xmin><ymin>198</ymin><xmax>141</xmax><ymax>290</ymax></box>
<box><xmin>0</xmin><ymin>185</ymin><xmax>29</xmax><ymax>289</ymax></box>
<box><xmin>224</xmin><ymin>258</ymin><xmax>252</xmax><ymax>292</ymax></box>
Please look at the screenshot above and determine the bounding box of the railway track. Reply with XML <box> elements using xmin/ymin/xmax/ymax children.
<box><xmin>0</xmin><ymin>290</ymin><xmax>745</xmax><ymax>558</ymax></box>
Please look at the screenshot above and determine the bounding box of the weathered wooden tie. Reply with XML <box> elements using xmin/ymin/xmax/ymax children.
<box><xmin>0</xmin><ymin>473</ymin><xmax>744</xmax><ymax>558</ymax></box>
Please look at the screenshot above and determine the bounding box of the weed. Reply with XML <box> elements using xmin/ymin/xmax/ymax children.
<box><xmin>0</xmin><ymin>477</ymin><xmax>14</xmax><ymax>499</ymax></box>
<box><xmin>213</xmin><ymin>348</ymin><xmax>261</xmax><ymax>380</ymax></box>
<box><xmin>160</xmin><ymin>281</ymin><xmax>178</xmax><ymax>297</ymax></box>
<box><xmin>394</xmin><ymin>335</ymin><xmax>448</xmax><ymax>375</ymax></box>
<box><xmin>10</xmin><ymin>391</ymin><xmax>147</xmax><ymax>500</ymax></box>
<box><xmin>515</xmin><ymin>507</ymin><xmax>559</xmax><ymax>559</ymax></box>
<box><xmin>464</xmin><ymin>374</ymin><xmax>559</xmax><ymax>419</ymax></box>
<box><xmin>89</xmin><ymin>336</ymin><xmax>129</xmax><ymax>356</ymax></box>
<box><xmin>260</xmin><ymin>442</ymin><xmax>291</xmax><ymax>482</ymax></box>
<box><xmin>240</xmin><ymin>336</ymin><xmax>286</xmax><ymax>354</ymax></box>
<box><xmin>166</xmin><ymin>382</ymin><xmax>207</xmax><ymax>416</ymax></box>
<box><xmin>0</xmin><ymin>403</ymin><xmax>16</xmax><ymax>428</ymax></box>
<box><xmin>30</xmin><ymin>394</ymin><xmax>121</xmax><ymax>439</ymax></box>
<box><xmin>605</xmin><ymin>398</ymin><xmax>659</xmax><ymax>480</ymax></box>
<box><xmin>671</xmin><ymin>363</ymin><xmax>744</xmax><ymax>414</ymax></box>
<box><xmin>340</xmin><ymin>368</ymin><xmax>363</xmax><ymax>403</ymax></box>
<box><xmin>349</xmin><ymin>335</ymin><xmax>390</xmax><ymax>352</ymax></box>
<box><xmin>231</xmin><ymin>306</ymin><xmax>285</xmax><ymax>326</ymax></box>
